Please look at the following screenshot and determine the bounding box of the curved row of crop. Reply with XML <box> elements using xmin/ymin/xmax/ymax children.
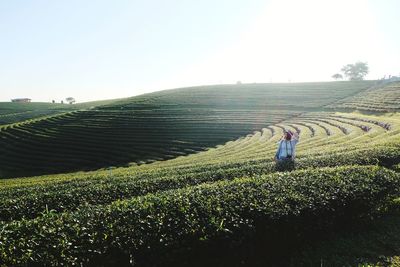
<box><xmin>1</xmin><ymin>140</ymin><xmax>400</xmax><ymax>223</ymax></box>
<box><xmin>1</xmin><ymin>112</ymin><xmax>395</xmax><ymax>189</ymax></box>
<box><xmin>0</xmin><ymin>82</ymin><xmax>377</xmax><ymax>178</ymax></box>
<box><xmin>0</xmin><ymin>107</ymin><xmax>301</xmax><ymax>178</ymax></box>
<box><xmin>327</xmin><ymin>82</ymin><xmax>400</xmax><ymax>112</ymax></box>
<box><xmin>0</xmin><ymin>165</ymin><xmax>398</xmax><ymax>266</ymax></box>
<box><xmin>1</xmin><ymin>111</ymin><xmax>399</xmax><ymax>265</ymax></box>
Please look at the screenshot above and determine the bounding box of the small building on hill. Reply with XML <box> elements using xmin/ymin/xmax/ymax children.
<box><xmin>11</xmin><ymin>98</ymin><xmax>31</xmax><ymax>103</ymax></box>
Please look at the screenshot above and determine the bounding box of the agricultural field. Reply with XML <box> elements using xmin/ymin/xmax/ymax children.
<box><xmin>0</xmin><ymin>80</ymin><xmax>400</xmax><ymax>266</ymax></box>
<box><xmin>0</xmin><ymin>99</ymin><xmax>119</xmax><ymax>125</ymax></box>
<box><xmin>328</xmin><ymin>81</ymin><xmax>400</xmax><ymax>112</ymax></box>
<box><xmin>0</xmin><ymin>81</ymin><xmax>374</xmax><ymax>178</ymax></box>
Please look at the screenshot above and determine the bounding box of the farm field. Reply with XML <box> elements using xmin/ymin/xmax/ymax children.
<box><xmin>0</xmin><ymin>80</ymin><xmax>400</xmax><ymax>266</ymax></box>
<box><xmin>328</xmin><ymin>81</ymin><xmax>400</xmax><ymax>112</ymax></box>
<box><xmin>0</xmin><ymin>99</ymin><xmax>119</xmax><ymax>125</ymax></box>
<box><xmin>0</xmin><ymin>81</ymin><xmax>375</xmax><ymax>178</ymax></box>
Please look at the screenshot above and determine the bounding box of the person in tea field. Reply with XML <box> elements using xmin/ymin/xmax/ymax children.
<box><xmin>275</xmin><ymin>130</ymin><xmax>299</xmax><ymax>170</ymax></box>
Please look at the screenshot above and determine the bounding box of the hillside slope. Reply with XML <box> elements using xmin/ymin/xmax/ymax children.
<box><xmin>0</xmin><ymin>111</ymin><xmax>399</xmax><ymax>266</ymax></box>
<box><xmin>328</xmin><ymin>81</ymin><xmax>400</xmax><ymax>111</ymax></box>
<box><xmin>0</xmin><ymin>99</ymin><xmax>119</xmax><ymax>125</ymax></box>
<box><xmin>0</xmin><ymin>81</ymin><xmax>374</xmax><ymax>178</ymax></box>
<box><xmin>1</xmin><ymin>80</ymin><xmax>400</xmax><ymax>266</ymax></box>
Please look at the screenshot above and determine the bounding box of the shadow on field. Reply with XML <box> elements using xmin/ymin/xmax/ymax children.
<box><xmin>88</xmin><ymin>210</ymin><xmax>400</xmax><ymax>267</ymax></box>
<box><xmin>163</xmin><ymin>213</ymin><xmax>400</xmax><ymax>267</ymax></box>
<box><xmin>292</xmin><ymin>213</ymin><xmax>400</xmax><ymax>266</ymax></box>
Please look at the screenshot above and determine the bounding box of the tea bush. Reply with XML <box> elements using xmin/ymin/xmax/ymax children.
<box><xmin>0</xmin><ymin>165</ymin><xmax>398</xmax><ymax>266</ymax></box>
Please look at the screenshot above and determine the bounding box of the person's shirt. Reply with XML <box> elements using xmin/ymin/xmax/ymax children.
<box><xmin>276</xmin><ymin>134</ymin><xmax>299</xmax><ymax>160</ymax></box>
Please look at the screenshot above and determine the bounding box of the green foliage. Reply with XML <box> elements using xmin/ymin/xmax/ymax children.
<box><xmin>393</xmin><ymin>163</ymin><xmax>400</xmax><ymax>172</ymax></box>
<box><xmin>329</xmin><ymin>82</ymin><xmax>400</xmax><ymax>112</ymax></box>
<box><xmin>332</xmin><ymin>73</ymin><xmax>343</xmax><ymax>80</ymax></box>
<box><xmin>0</xmin><ymin>81</ymin><xmax>399</xmax><ymax>266</ymax></box>
<box><xmin>0</xmin><ymin>99</ymin><xmax>117</xmax><ymax>125</ymax></box>
<box><xmin>0</xmin><ymin>165</ymin><xmax>398</xmax><ymax>266</ymax></box>
<box><xmin>341</xmin><ymin>61</ymin><xmax>369</xmax><ymax>81</ymax></box>
<box><xmin>1</xmin><ymin>144</ymin><xmax>399</xmax><ymax>223</ymax></box>
<box><xmin>294</xmin><ymin>212</ymin><xmax>400</xmax><ymax>266</ymax></box>
<box><xmin>0</xmin><ymin>81</ymin><xmax>374</xmax><ymax>178</ymax></box>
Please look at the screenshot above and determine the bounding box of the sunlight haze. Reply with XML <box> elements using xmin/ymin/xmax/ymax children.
<box><xmin>0</xmin><ymin>0</ymin><xmax>399</xmax><ymax>102</ymax></box>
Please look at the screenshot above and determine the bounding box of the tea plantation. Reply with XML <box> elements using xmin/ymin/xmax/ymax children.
<box><xmin>328</xmin><ymin>81</ymin><xmax>400</xmax><ymax>112</ymax></box>
<box><xmin>0</xmin><ymin>99</ymin><xmax>118</xmax><ymax>125</ymax></box>
<box><xmin>0</xmin><ymin>81</ymin><xmax>374</xmax><ymax>178</ymax></box>
<box><xmin>1</xmin><ymin>80</ymin><xmax>400</xmax><ymax>266</ymax></box>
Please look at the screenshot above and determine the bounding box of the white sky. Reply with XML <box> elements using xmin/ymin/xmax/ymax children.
<box><xmin>0</xmin><ymin>0</ymin><xmax>399</xmax><ymax>102</ymax></box>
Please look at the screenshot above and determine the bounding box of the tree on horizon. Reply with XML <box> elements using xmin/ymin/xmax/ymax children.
<box><xmin>341</xmin><ymin>62</ymin><xmax>369</xmax><ymax>81</ymax></box>
<box><xmin>332</xmin><ymin>73</ymin><xmax>343</xmax><ymax>80</ymax></box>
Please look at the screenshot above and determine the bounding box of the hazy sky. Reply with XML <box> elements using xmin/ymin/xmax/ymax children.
<box><xmin>1</xmin><ymin>0</ymin><xmax>399</xmax><ymax>102</ymax></box>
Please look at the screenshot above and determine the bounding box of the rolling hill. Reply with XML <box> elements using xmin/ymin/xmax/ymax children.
<box><xmin>328</xmin><ymin>81</ymin><xmax>400</xmax><ymax>111</ymax></box>
<box><xmin>0</xmin><ymin>99</ymin><xmax>119</xmax><ymax>125</ymax></box>
<box><xmin>1</xmin><ymin>80</ymin><xmax>400</xmax><ymax>266</ymax></box>
<box><xmin>0</xmin><ymin>81</ymin><xmax>375</xmax><ymax>178</ymax></box>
